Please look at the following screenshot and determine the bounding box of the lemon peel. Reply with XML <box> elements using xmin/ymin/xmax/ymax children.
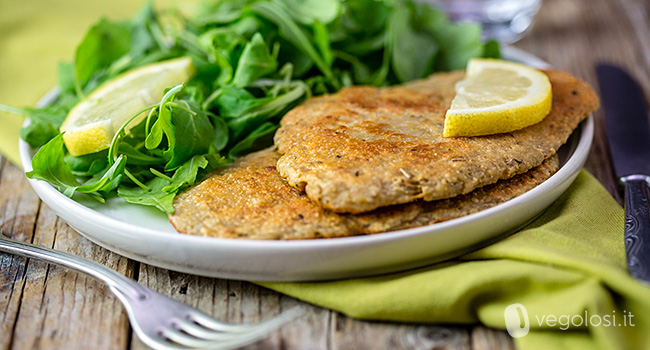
<box><xmin>443</xmin><ymin>58</ymin><xmax>552</xmax><ymax>137</ymax></box>
<box><xmin>60</xmin><ymin>57</ymin><xmax>195</xmax><ymax>156</ymax></box>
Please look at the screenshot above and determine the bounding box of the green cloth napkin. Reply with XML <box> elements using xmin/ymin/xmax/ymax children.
<box><xmin>260</xmin><ymin>171</ymin><xmax>650</xmax><ymax>349</ymax></box>
<box><xmin>2</xmin><ymin>1</ymin><xmax>648</xmax><ymax>349</ymax></box>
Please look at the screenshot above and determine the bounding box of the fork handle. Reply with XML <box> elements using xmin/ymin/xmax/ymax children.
<box><xmin>0</xmin><ymin>232</ymin><xmax>148</xmax><ymax>300</ymax></box>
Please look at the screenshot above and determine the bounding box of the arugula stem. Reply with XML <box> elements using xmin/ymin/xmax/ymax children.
<box><xmin>144</xmin><ymin>106</ymin><xmax>157</xmax><ymax>136</ymax></box>
<box><xmin>150</xmin><ymin>168</ymin><xmax>174</xmax><ymax>182</ymax></box>
<box><xmin>149</xmin><ymin>21</ymin><xmax>174</xmax><ymax>50</ymax></box>
<box><xmin>0</xmin><ymin>104</ymin><xmax>27</xmax><ymax>116</ymax></box>
<box><xmin>124</xmin><ymin>169</ymin><xmax>150</xmax><ymax>191</ymax></box>
<box><xmin>166</xmin><ymin>102</ymin><xmax>198</xmax><ymax>116</ymax></box>
<box><xmin>249</xmin><ymin>82</ymin><xmax>308</xmax><ymax>116</ymax></box>
<box><xmin>250</xmin><ymin>2</ymin><xmax>340</xmax><ymax>89</ymax></box>
<box><xmin>108</xmin><ymin>104</ymin><xmax>159</xmax><ymax>165</ymax></box>
<box><xmin>177</xmin><ymin>31</ymin><xmax>211</xmax><ymax>60</ymax></box>
<box><xmin>159</xmin><ymin>84</ymin><xmax>185</xmax><ymax>114</ymax></box>
<box><xmin>249</xmin><ymin>79</ymin><xmax>292</xmax><ymax>87</ymax></box>
<box><xmin>201</xmin><ymin>88</ymin><xmax>222</xmax><ymax>110</ymax></box>
<box><xmin>134</xmin><ymin>141</ymin><xmax>146</xmax><ymax>150</ymax></box>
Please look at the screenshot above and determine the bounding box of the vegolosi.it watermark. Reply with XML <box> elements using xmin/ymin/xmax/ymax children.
<box><xmin>504</xmin><ymin>303</ymin><xmax>635</xmax><ymax>338</ymax></box>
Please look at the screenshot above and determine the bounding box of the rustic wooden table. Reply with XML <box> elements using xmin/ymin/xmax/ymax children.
<box><xmin>1</xmin><ymin>0</ymin><xmax>648</xmax><ymax>348</ymax></box>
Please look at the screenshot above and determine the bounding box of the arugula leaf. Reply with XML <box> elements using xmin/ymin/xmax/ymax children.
<box><xmin>390</xmin><ymin>3</ymin><xmax>438</xmax><ymax>82</ymax></box>
<box><xmin>58</xmin><ymin>62</ymin><xmax>77</xmax><ymax>94</ymax></box>
<box><xmin>117</xmin><ymin>143</ymin><xmax>165</xmax><ymax>166</ymax></box>
<box><xmin>226</xmin><ymin>82</ymin><xmax>306</xmax><ymax>143</ymax></box>
<box><xmin>145</xmin><ymin>105</ymin><xmax>174</xmax><ymax>150</ymax></box>
<box><xmin>118</xmin><ymin>176</ymin><xmax>176</xmax><ymax>213</ymax></box>
<box><xmin>130</xmin><ymin>1</ymin><xmax>157</xmax><ymax>58</ymax></box>
<box><xmin>19</xmin><ymin>123</ymin><xmax>60</xmax><ymax>149</ymax></box>
<box><xmin>276</xmin><ymin>40</ymin><xmax>314</xmax><ymax>77</ymax></box>
<box><xmin>250</xmin><ymin>1</ymin><xmax>338</xmax><ymax>88</ymax></box>
<box><xmin>432</xmin><ymin>22</ymin><xmax>484</xmax><ymax>71</ymax></box>
<box><xmin>210</xmin><ymin>114</ymin><xmax>229</xmax><ymax>151</ymax></box>
<box><xmin>164</xmin><ymin>100</ymin><xmax>214</xmax><ymax>170</ymax></box>
<box><xmin>213</xmin><ymin>86</ymin><xmax>271</xmax><ymax>118</ymax></box>
<box><xmin>26</xmin><ymin>134</ymin><xmax>126</xmax><ymax>200</ymax></box>
<box><xmin>339</xmin><ymin>0</ymin><xmax>390</xmax><ymax>36</ymax></box>
<box><xmin>312</xmin><ymin>21</ymin><xmax>334</xmax><ymax>66</ymax></box>
<box><xmin>482</xmin><ymin>39</ymin><xmax>501</xmax><ymax>58</ymax></box>
<box><xmin>26</xmin><ymin>134</ymin><xmax>82</xmax><ymax>195</ymax></box>
<box><xmin>232</xmin><ymin>33</ymin><xmax>278</xmax><ymax>87</ymax></box>
<box><xmin>0</xmin><ymin>103</ymin><xmax>70</xmax><ymax>148</ymax></box>
<box><xmin>65</xmin><ymin>150</ymin><xmax>109</xmax><ymax>176</ymax></box>
<box><xmin>194</xmin><ymin>0</ymin><xmax>249</xmax><ymax>26</ymax></box>
<box><xmin>274</xmin><ymin>0</ymin><xmax>341</xmax><ymax>25</ymax></box>
<box><xmin>145</xmin><ymin>84</ymin><xmax>183</xmax><ymax>150</ymax></box>
<box><xmin>75</xmin><ymin>155</ymin><xmax>127</xmax><ymax>195</ymax></box>
<box><xmin>119</xmin><ymin>154</ymin><xmax>215</xmax><ymax>214</ymax></box>
<box><xmin>228</xmin><ymin>122</ymin><xmax>279</xmax><ymax>159</ymax></box>
<box><xmin>162</xmin><ymin>155</ymin><xmax>209</xmax><ymax>193</ymax></box>
<box><xmin>74</xmin><ymin>19</ymin><xmax>132</xmax><ymax>93</ymax></box>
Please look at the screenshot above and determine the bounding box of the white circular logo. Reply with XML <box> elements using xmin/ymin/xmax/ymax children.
<box><xmin>504</xmin><ymin>303</ymin><xmax>530</xmax><ymax>338</ymax></box>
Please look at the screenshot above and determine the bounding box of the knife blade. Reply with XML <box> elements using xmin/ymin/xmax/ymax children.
<box><xmin>596</xmin><ymin>63</ymin><xmax>650</xmax><ymax>283</ymax></box>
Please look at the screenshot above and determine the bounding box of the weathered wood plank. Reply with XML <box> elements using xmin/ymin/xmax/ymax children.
<box><xmin>518</xmin><ymin>0</ymin><xmax>650</xmax><ymax>205</ymax></box>
<box><xmin>329</xmin><ymin>316</ymin><xmax>471</xmax><ymax>350</ymax></box>
<box><xmin>129</xmin><ymin>267</ymin><xmax>332</xmax><ymax>350</ymax></box>
<box><xmin>131</xmin><ymin>264</ymin><xmax>475</xmax><ymax>350</ymax></box>
<box><xmin>4</xmin><ymin>1</ymin><xmax>649</xmax><ymax>349</ymax></box>
<box><xmin>0</xmin><ymin>160</ymin><xmax>133</xmax><ymax>350</ymax></box>
<box><xmin>0</xmin><ymin>158</ymin><xmax>42</xmax><ymax>350</ymax></box>
<box><xmin>10</xmin><ymin>214</ymin><xmax>132</xmax><ymax>350</ymax></box>
<box><xmin>471</xmin><ymin>326</ymin><xmax>515</xmax><ymax>350</ymax></box>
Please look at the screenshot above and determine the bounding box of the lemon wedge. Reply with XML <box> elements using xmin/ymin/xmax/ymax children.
<box><xmin>60</xmin><ymin>57</ymin><xmax>195</xmax><ymax>156</ymax></box>
<box><xmin>443</xmin><ymin>58</ymin><xmax>552</xmax><ymax>137</ymax></box>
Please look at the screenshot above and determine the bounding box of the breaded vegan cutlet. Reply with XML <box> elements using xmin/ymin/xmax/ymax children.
<box><xmin>274</xmin><ymin>70</ymin><xmax>598</xmax><ymax>213</ymax></box>
<box><xmin>170</xmin><ymin>148</ymin><xmax>558</xmax><ymax>240</ymax></box>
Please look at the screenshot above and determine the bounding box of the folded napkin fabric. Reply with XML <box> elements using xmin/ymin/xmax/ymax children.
<box><xmin>2</xmin><ymin>2</ymin><xmax>648</xmax><ymax>350</ymax></box>
<box><xmin>260</xmin><ymin>171</ymin><xmax>650</xmax><ymax>350</ymax></box>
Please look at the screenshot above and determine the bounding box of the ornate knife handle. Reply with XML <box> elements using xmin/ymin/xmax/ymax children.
<box><xmin>622</xmin><ymin>176</ymin><xmax>650</xmax><ymax>283</ymax></box>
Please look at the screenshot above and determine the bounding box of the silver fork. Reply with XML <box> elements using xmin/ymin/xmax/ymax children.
<box><xmin>0</xmin><ymin>231</ymin><xmax>300</xmax><ymax>350</ymax></box>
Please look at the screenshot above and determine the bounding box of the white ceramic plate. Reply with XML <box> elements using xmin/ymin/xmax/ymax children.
<box><xmin>19</xmin><ymin>48</ymin><xmax>594</xmax><ymax>281</ymax></box>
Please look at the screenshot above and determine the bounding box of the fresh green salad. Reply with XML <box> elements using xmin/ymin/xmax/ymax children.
<box><xmin>5</xmin><ymin>0</ymin><xmax>499</xmax><ymax>214</ymax></box>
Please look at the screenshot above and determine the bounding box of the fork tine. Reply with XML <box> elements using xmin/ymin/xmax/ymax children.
<box><xmin>174</xmin><ymin>320</ymin><xmax>243</xmax><ymax>341</ymax></box>
<box><xmin>161</xmin><ymin>324</ymin><xmax>279</xmax><ymax>350</ymax></box>
<box><xmin>162</xmin><ymin>327</ymin><xmax>220</xmax><ymax>349</ymax></box>
<box><xmin>0</xmin><ymin>232</ymin><xmax>303</xmax><ymax>350</ymax></box>
<box><xmin>187</xmin><ymin>312</ymin><xmax>251</xmax><ymax>333</ymax></box>
<box><xmin>190</xmin><ymin>307</ymin><xmax>302</xmax><ymax>333</ymax></box>
<box><xmin>160</xmin><ymin>308</ymin><xmax>303</xmax><ymax>349</ymax></box>
<box><xmin>189</xmin><ymin>307</ymin><xmax>302</xmax><ymax>333</ymax></box>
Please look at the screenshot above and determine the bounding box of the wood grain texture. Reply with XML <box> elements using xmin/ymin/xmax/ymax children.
<box><xmin>1</xmin><ymin>0</ymin><xmax>646</xmax><ymax>348</ymax></box>
<box><xmin>0</xmin><ymin>160</ymin><xmax>131</xmax><ymax>349</ymax></box>
<box><xmin>518</xmin><ymin>0</ymin><xmax>650</xmax><ymax>204</ymax></box>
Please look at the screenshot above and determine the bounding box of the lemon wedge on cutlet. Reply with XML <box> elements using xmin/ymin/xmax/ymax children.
<box><xmin>60</xmin><ymin>57</ymin><xmax>195</xmax><ymax>156</ymax></box>
<box><xmin>443</xmin><ymin>58</ymin><xmax>552</xmax><ymax>137</ymax></box>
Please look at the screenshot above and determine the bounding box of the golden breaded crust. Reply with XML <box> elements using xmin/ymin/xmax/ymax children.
<box><xmin>274</xmin><ymin>70</ymin><xmax>599</xmax><ymax>213</ymax></box>
<box><xmin>169</xmin><ymin>148</ymin><xmax>558</xmax><ymax>240</ymax></box>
